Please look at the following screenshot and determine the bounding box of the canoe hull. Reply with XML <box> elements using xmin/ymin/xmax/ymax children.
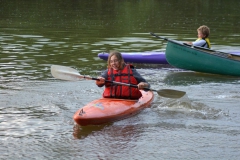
<box><xmin>98</xmin><ymin>51</ymin><xmax>240</xmax><ymax>65</ymax></box>
<box><xmin>98</xmin><ymin>51</ymin><xmax>168</xmax><ymax>64</ymax></box>
<box><xmin>73</xmin><ymin>90</ymin><xmax>154</xmax><ymax>126</ymax></box>
<box><xmin>165</xmin><ymin>40</ymin><xmax>240</xmax><ymax>76</ymax></box>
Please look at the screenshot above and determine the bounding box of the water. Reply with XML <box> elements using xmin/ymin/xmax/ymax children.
<box><xmin>1</xmin><ymin>1</ymin><xmax>240</xmax><ymax>159</ymax></box>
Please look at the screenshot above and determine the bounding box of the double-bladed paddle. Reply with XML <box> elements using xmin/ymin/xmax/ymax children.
<box><xmin>50</xmin><ymin>65</ymin><xmax>186</xmax><ymax>98</ymax></box>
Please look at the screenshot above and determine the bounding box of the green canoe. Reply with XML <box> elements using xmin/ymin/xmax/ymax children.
<box><xmin>150</xmin><ymin>32</ymin><xmax>240</xmax><ymax>77</ymax></box>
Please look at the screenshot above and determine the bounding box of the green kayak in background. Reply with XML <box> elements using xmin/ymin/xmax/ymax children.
<box><xmin>151</xmin><ymin>32</ymin><xmax>240</xmax><ymax>77</ymax></box>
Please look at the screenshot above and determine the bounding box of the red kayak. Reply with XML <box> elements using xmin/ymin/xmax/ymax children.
<box><xmin>73</xmin><ymin>90</ymin><xmax>154</xmax><ymax>126</ymax></box>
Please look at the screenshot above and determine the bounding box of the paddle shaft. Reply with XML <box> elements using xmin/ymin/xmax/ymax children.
<box><xmin>150</xmin><ymin>32</ymin><xmax>168</xmax><ymax>41</ymax></box>
<box><xmin>51</xmin><ymin>67</ymin><xmax>149</xmax><ymax>90</ymax></box>
<box><xmin>81</xmin><ymin>76</ymin><xmax>184</xmax><ymax>98</ymax></box>
<box><xmin>88</xmin><ymin>77</ymin><xmax>152</xmax><ymax>91</ymax></box>
<box><xmin>51</xmin><ymin>65</ymin><xmax>186</xmax><ymax>98</ymax></box>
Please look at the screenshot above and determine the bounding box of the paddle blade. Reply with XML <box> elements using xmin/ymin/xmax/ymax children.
<box><xmin>157</xmin><ymin>89</ymin><xmax>186</xmax><ymax>98</ymax></box>
<box><xmin>51</xmin><ymin>65</ymin><xmax>83</xmax><ymax>81</ymax></box>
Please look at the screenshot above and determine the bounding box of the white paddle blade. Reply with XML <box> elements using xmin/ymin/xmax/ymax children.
<box><xmin>51</xmin><ymin>65</ymin><xmax>83</xmax><ymax>81</ymax></box>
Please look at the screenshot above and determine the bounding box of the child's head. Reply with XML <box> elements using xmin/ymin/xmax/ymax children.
<box><xmin>197</xmin><ymin>25</ymin><xmax>210</xmax><ymax>39</ymax></box>
<box><xmin>107</xmin><ymin>50</ymin><xmax>125</xmax><ymax>70</ymax></box>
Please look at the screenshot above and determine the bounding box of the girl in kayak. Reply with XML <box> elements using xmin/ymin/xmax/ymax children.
<box><xmin>96</xmin><ymin>51</ymin><xmax>150</xmax><ymax>99</ymax></box>
<box><xmin>186</xmin><ymin>25</ymin><xmax>211</xmax><ymax>49</ymax></box>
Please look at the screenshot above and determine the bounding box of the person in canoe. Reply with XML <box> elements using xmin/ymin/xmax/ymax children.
<box><xmin>186</xmin><ymin>25</ymin><xmax>211</xmax><ymax>49</ymax></box>
<box><xmin>96</xmin><ymin>50</ymin><xmax>150</xmax><ymax>99</ymax></box>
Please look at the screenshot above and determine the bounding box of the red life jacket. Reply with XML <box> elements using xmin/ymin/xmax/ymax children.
<box><xmin>103</xmin><ymin>64</ymin><xmax>142</xmax><ymax>99</ymax></box>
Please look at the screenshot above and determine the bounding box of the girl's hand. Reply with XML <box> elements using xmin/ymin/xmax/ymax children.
<box><xmin>138</xmin><ymin>82</ymin><xmax>148</xmax><ymax>90</ymax></box>
<box><xmin>96</xmin><ymin>77</ymin><xmax>105</xmax><ymax>85</ymax></box>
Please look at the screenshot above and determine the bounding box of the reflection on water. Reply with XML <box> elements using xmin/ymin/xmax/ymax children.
<box><xmin>154</xmin><ymin>95</ymin><xmax>224</xmax><ymax>120</ymax></box>
<box><xmin>1</xmin><ymin>1</ymin><xmax>240</xmax><ymax>81</ymax></box>
<box><xmin>163</xmin><ymin>71</ymin><xmax>240</xmax><ymax>86</ymax></box>
<box><xmin>0</xmin><ymin>32</ymin><xmax>168</xmax><ymax>80</ymax></box>
<box><xmin>73</xmin><ymin>124</ymin><xmax>108</xmax><ymax>139</ymax></box>
<box><xmin>1</xmin><ymin>72</ymin><xmax>240</xmax><ymax>159</ymax></box>
<box><xmin>1</xmin><ymin>0</ymin><xmax>240</xmax><ymax>159</ymax></box>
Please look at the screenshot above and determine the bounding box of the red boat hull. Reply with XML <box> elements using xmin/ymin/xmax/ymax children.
<box><xmin>73</xmin><ymin>90</ymin><xmax>154</xmax><ymax>126</ymax></box>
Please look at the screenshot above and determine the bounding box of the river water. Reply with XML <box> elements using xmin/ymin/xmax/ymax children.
<box><xmin>1</xmin><ymin>1</ymin><xmax>240</xmax><ymax>159</ymax></box>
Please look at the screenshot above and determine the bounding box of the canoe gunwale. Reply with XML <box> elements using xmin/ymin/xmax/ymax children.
<box><xmin>169</xmin><ymin>40</ymin><xmax>240</xmax><ymax>62</ymax></box>
<box><xmin>165</xmin><ymin>40</ymin><xmax>240</xmax><ymax>76</ymax></box>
